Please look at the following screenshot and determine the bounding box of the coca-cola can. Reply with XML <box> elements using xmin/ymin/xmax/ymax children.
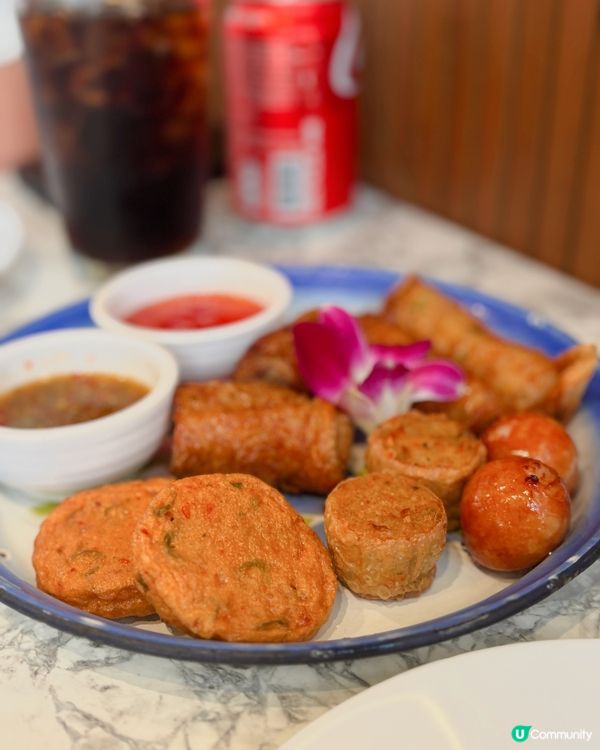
<box><xmin>223</xmin><ymin>0</ymin><xmax>360</xmax><ymax>225</ymax></box>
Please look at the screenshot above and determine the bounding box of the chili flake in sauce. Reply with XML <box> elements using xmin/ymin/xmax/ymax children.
<box><xmin>0</xmin><ymin>373</ymin><xmax>148</xmax><ymax>428</ymax></box>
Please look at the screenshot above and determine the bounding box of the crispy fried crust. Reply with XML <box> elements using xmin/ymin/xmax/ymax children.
<box><xmin>546</xmin><ymin>344</ymin><xmax>598</xmax><ymax>422</ymax></box>
<box><xmin>357</xmin><ymin>313</ymin><xmax>412</xmax><ymax>346</ymax></box>
<box><xmin>233</xmin><ymin>312</ymin><xmax>412</xmax><ymax>391</ymax></box>
<box><xmin>365</xmin><ymin>411</ymin><xmax>486</xmax><ymax>530</ymax></box>
<box><xmin>32</xmin><ymin>478</ymin><xmax>172</xmax><ymax>618</ymax></box>
<box><xmin>132</xmin><ymin>474</ymin><xmax>337</xmax><ymax>642</ymax></box>
<box><xmin>324</xmin><ymin>473</ymin><xmax>447</xmax><ymax>599</ymax></box>
<box><xmin>170</xmin><ymin>381</ymin><xmax>353</xmax><ymax>495</ymax></box>
<box><xmin>233</xmin><ymin>327</ymin><xmax>307</xmax><ymax>391</ymax></box>
<box><xmin>384</xmin><ymin>276</ymin><xmax>559</xmax><ymax>412</ymax></box>
<box><xmin>417</xmin><ymin>374</ymin><xmax>505</xmax><ymax>433</ymax></box>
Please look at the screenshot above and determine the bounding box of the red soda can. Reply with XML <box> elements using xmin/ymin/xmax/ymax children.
<box><xmin>223</xmin><ymin>0</ymin><xmax>360</xmax><ymax>225</ymax></box>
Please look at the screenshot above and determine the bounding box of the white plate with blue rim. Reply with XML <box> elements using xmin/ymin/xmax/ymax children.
<box><xmin>0</xmin><ymin>265</ymin><xmax>599</xmax><ymax>664</ymax></box>
<box><xmin>280</xmin><ymin>639</ymin><xmax>600</xmax><ymax>749</ymax></box>
<box><xmin>0</xmin><ymin>201</ymin><xmax>23</xmax><ymax>276</ymax></box>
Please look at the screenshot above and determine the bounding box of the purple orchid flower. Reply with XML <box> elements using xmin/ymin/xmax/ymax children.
<box><xmin>293</xmin><ymin>306</ymin><xmax>465</xmax><ymax>433</ymax></box>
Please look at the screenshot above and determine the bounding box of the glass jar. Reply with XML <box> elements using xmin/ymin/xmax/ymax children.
<box><xmin>19</xmin><ymin>0</ymin><xmax>210</xmax><ymax>263</ymax></box>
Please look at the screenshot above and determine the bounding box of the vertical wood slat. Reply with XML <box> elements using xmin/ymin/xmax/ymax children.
<box><xmin>571</xmin><ymin>9</ymin><xmax>600</xmax><ymax>287</ymax></box>
<box><xmin>496</xmin><ymin>0</ymin><xmax>560</xmax><ymax>253</ymax></box>
<box><xmin>358</xmin><ymin>0</ymin><xmax>419</xmax><ymax>198</ymax></box>
<box><xmin>410</xmin><ymin>0</ymin><xmax>457</xmax><ymax>213</ymax></box>
<box><xmin>530</xmin><ymin>0</ymin><xmax>599</xmax><ymax>268</ymax></box>
<box><xmin>444</xmin><ymin>0</ymin><xmax>488</xmax><ymax>226</ymax></box>
<box><xmin>472</xmin><ymin>0</ymin><xmax>520</xmax><ymax>237</ymax></box>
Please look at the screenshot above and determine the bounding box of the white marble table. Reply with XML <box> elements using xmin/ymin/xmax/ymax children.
<box><xmin>1</xmin><ymin>174</ymin><xmax>599</xmax><ymax>750</ymax></box>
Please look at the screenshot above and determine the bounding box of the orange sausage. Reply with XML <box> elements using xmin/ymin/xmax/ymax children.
<box><xmin>482</xmin><ymin>412</ymin><xmax>578</xmax><ymax>493</ymax></box>
<box><xmin>460</xmin><ymin>457</ymin><xmax>570</xmax><ymax>572</ymax></box>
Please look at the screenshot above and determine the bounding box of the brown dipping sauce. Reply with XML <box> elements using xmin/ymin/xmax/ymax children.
<box><xmin>0</xmin><ymin>373</ymin><xmax>149</xmax><ymax>429</ymax></box>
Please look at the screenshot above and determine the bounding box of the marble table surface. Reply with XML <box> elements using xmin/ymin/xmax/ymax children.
<box><xmin>1</xmin><ymin>174</ymin><xmax>599</xmax><ymax>750</ymax></box>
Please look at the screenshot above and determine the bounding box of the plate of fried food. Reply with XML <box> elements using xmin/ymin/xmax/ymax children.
<box><xmin>0</xmin><ymin>262</ymin><xmax>598</xmax><ymax>664</ymax></box>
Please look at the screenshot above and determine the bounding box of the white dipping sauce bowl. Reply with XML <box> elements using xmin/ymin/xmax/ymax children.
<box><xmin>0</xmin><ymin>328</ymin><xmax>179</xmax><ymax>498</ymax></box>
<box><xmin>89</xmin><ymin>256</ymin><xmax>293</xmax><ymax>381</ymax></box>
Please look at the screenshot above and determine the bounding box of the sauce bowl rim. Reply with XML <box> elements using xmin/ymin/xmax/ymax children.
<box><xmin>0</xmin><ymin>327</ymin><xmax>179</xmax><ymax>441</ymax></box>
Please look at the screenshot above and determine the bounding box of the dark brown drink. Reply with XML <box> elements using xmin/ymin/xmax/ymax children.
<box><xmin>20</xmin><ymin>1</ymin><xmax>209</xmax><ymax>263</ymax></box>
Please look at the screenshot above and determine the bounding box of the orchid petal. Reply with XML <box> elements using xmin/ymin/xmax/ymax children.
<box><xmin>292</xmin><ymin>321</ymin><xmax>351</xmax><ymax>402</ymax></box>
<box><xmin>338</xmin><ymin>387</ymin><xmax>379</xmax><ymax>434</ymax></box>
<box><xmin>339</xmin><ymin>387</ymin><xmax>374</xmax><ymax>420</ymax></box>
<box><xmin>359</xmin><ymin>362</ymin><xmax>409</xmax><ymax>401</ymax></box>
<box><xmin>370</xmin><ymin>340</ymin><xmax>431</xmax><ymax>367</ymax></box>
<box><xmin>319</xmin><ymin>306</ymin><xmax>373</xmax><ymax>381</ymax></box>
<box><xmin>405</xmin><ymin>361</ymin><xmax>465</xmax><ymax>401</ymax></box>
<box><xmin>295</xmin><ymin>305</ymin><xmax>466</xmax><ymax>434</ymax></box>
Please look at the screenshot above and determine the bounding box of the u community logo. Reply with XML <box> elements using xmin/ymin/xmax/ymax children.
<box><xmin>512</xmin><ymin>726</ymin><xmax>532</xmax><ymax>742</ymax></box>
<box><xmin>511</xmin><ymin>725</ymin><xmax>593</xmax><ymax>743</ymax></box>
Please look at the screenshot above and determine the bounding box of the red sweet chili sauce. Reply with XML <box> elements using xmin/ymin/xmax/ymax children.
<box><xmin>124</xmin><ymin>294</ymin><xmax>263</xmax><ymax>330</ymax></box>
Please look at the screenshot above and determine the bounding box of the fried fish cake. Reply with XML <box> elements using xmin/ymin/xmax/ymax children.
<box><xmin>324</xmin><ymin>473</ymin><xmax>447</xmax><ymax>599</ymax></box>
<box><xmin>132</xmin><ymin>474</ymin><xmax>337</xmax><ymax>642</ymax></box>
<box><xmin>33</xmin><ymin>477</ymin><xmax>172</xmax><ymax>618</ymax></box>
<box><xmin>170</xmin><ymin>381</ymin><xmax>353</xmax><ymax>495</ymax></box>
<box><xmin>366</xmin><ymin>411</ymin><xmax>486</xmax><ymax>530</ymax></box>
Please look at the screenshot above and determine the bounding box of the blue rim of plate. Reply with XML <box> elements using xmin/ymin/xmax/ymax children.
<box><xmin>1</xmin><ymin>264</ymin><xmax>599</xmax><ymax>664</ymax></box>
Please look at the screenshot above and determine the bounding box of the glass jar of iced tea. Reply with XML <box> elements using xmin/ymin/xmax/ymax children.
<box><xmin>19</xmin><ymin>0</ymin><xmax>209</xmax><ymax>263</ymax></box>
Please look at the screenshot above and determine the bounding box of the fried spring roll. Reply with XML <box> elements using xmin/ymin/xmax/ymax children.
<box><xmin>356</xmin><ymin>313</ymin><xmax>413</xmax><ymax>346</ymax></box>
<box><xmin>234</xmin><ymin>310</ymin><xmax>504</xmax><ymax>431</ymax></box>
<box><xmin>417</xmin><ymin>375</ymin><xmax>505</xmax><ymax>433</ymax></box>
<box><xmin>233</xmin><ymin>313</ymin><xmax>412</xmax><ymax>391</ymax></box>
<box><xmin>384</xmin><ymin>277</ymin><xmax>559</xmax><ymax>412</ymax></box>
<box><xmin>170</xmin><ymin>381</ymin><xmax>353</xmax><ymax>495</ymax></box>
<box><xmin>363</xmin><ymin>313</ymin><xmax>506</xmax><ymax>431</ymax></box>
<box><xmin>233</xmin><ymin>327</ymin><xmax>306</xmax><ymax>391</ymax></box>
<box><xmin>544</xmin><ymin>344</ymin><xmax>598</xmax><ymax>422</ymax></box>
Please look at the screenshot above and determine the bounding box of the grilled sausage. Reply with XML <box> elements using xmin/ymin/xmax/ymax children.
<box><xmin>482</xmin><ymin>412</ymin><xmax>578</xmax><ymax>493</ymax></box>
<box><xmin>460</xmin><ymin>457</ymin><xmax>571</xmax><ymax>572</ymax></box>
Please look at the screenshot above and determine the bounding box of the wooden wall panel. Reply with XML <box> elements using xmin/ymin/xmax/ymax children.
<box><xmin>471</xmin><ymin>0</ymin><xmax>520</xmax><ymax>235</ymax></box>
<box><xmin>358</xmin><ymin>0</ymin><xmax>420</xmax><ymax>197</ymax></box>
<box><xmin>497</xmin><ymin>0</ymin><xmax>559</xmax><ymax>253</ymax></box>
<box><xmin>353</xmin><ymin>0</ymin><xmax>600</xmax><ymax>287</ymax></box>
<box><xmin>443</xmin><ymin>0</ymin><xmax>487</xmax><ymax>224</ymax></box>
<box><xmin>531</xmin><ymin>0</ymin><xmax>598</xmax><ymax>268</ymax></box>
<box><xmin>409</xmin><ymin>0</ymin><xmax>457</xmax><ymax>210</ymax></box>
<box><xmin>572</xmin><ymin>24</ymin><xmax>600</xmax><ymax>287</ymax></box>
